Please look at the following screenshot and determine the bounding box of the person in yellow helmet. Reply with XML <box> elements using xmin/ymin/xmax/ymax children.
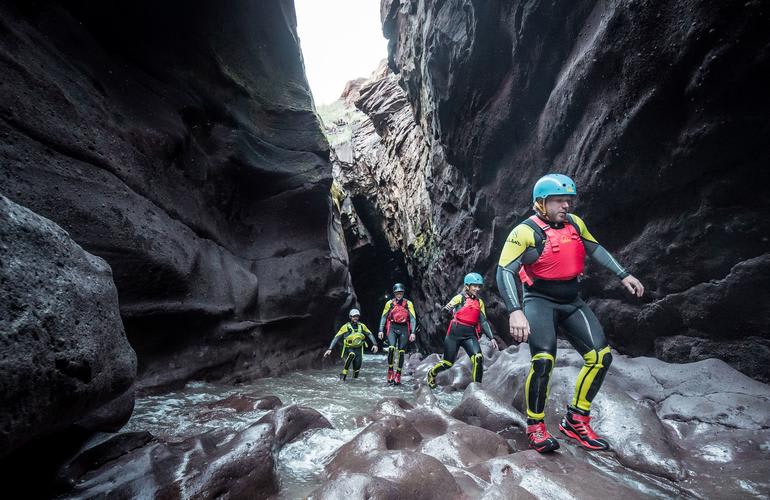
<box><xmin>324</xmin><ymin>308</ymin><xmax>378</xmax><ymax>381</ymax></box>
<box><xmin>496</xmin><ymin>174</ymin><xmax>644</xmax><ymax>453</ymax></box>
<box><xmin>378</xmin><ymin>283</ymin><xmax>417</xmax><ymax>385</ymax></box>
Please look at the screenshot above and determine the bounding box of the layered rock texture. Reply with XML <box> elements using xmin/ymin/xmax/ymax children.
<box><xmin>328</xmin><ymin>0</ymin><xmax>770</xmax><ymax>379</ymax></box>
<box><xmin>0</xmin><ymin>0</ymin><xmax>353</xmax><ymax>390</ymax></box>
<box><xmin>328</xmin><ymin>62</ymin><xmax>439</xmax><ymax>349</ymax></box>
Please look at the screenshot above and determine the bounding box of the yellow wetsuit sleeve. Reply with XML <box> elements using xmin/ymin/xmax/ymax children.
<box><xmin>446</xmin><ymin>294</ymin><xmax>463</xmax><ymax>309</ymax></box>
<box><xmin>569</xmin><ymin>214</ymin><xmax>598</xmax><ymax>243</ymax></box>
<box><xmin>360</xmin><ymin>323</ymin><xmax>377</xmax><ymax>347</ymax></box>
<box><xmin>570</xmin><ymin>214</ymin><xmax>629</xmax><ymax>278</ymax></box>
<box><xmin>498</xmin><ymin>224</ymin><xmax>537</xmax><ymax>267</ymax></box>
<box><xmin>328</xmin><ymin>323</ymin><xmax>349</xmax><ymax>349</ymax></box>
<box><xmin>497</xmin><ymin>223</ymin><xmax>536</xmax><ymax>312</ymax></box>
<box><xmin>407</xmin><ymin>300</ymin><xmax>417</xmax><ymax>333</ymax></box>
<box><xmin>379</xmin><ymin>301</ymin><xmax>392</xmax><ymax>332</ymax></box>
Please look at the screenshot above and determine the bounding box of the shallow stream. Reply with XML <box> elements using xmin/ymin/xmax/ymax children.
<box><xmin>123</xmin><ymin>355</ymin><xmax>461</xmax><ymax>499</ymax></box>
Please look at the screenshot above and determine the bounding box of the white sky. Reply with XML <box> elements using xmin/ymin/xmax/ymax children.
<box><xmin>294</xmin><ymin>0</ymin><xmax>388</xmax><ymax>105</ymax></box>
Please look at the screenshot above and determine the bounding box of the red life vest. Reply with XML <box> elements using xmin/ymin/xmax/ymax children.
<box><xmin>388</xmin><ymin>299</ymin><xmax>411</xmax><ymax>325</ymax></box>
<box><xmin>448</xmin><ymin>295</ymin><xmax>482</xmax><ymax>337</ymax></box>
<box><xmin>519</xmin><ymin>215</ymin><xmax>586</xmax><ymax>285</ymax></box>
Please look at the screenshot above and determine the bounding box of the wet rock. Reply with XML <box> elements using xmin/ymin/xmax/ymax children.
<box><xmin>205</xmin><ymin>394</ymin><xmax>283</xmax><ymax>413</ymax></box>
<box><xmin>665</xmin><ymin>422</ymin><xmax>770</xmax><ymax>498</ymax></box>
<box><xmin>417</xmin><ymin>422</ymin><xmax>512</xmax><ymax>468</ymax></box>
<box><xmin>450</xmin><ymin>383</ymin><xmax>527</xmax><ymax>432</ymax></box>
<box><xmin>329</xmin><ymin>450</ymin><xmax>462</xmax><ymax>500</ymax></box>
<box><xmin>0</xmin><ymin>196</ymin><xmax>136</xmax><ymax>458</ymax></box>
<box><xmin>256</xmin><ymin>404</ymin><xmax>333</xmax><ymax>447</ymax></box>
<box><xmin>55</xmin><ymin>432</ymin><xmax>154</xmax><ymax>490</ymax></box>
<box><xmin>62</xmin><ymin>422</ymin><xmax>278</xmax><ymax>499</ymax></box>
<box><xmin>310</xmin><ymin>473</ymin><xmax>401</xmax><ymax>500</ymax></box>
<box><xmin>471</xmin><ymin>452</ymin><xmax>650</xmax><ymax>499</ymax></box>
<box><xmin>328</xmin><ymin>416</ymin><xmax>423</xmax><ymax>473</ymax></box>
<box><xmin>367</xmin><ymin>397</ymin><xmax>416</xmax><ymax>421</ymax></box>
<box><xmin>0</xmin><ymin>0</ymin><xmax>353</xmax><ymax>391</ymax></box>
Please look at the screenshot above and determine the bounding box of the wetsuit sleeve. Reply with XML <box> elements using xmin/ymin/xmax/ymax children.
<box><xmin>379</xmin><ymin>301</ymin><xmax>392</xmax><ymax>332</ymax></box>
<box><xmin>361</xmin><ymin>323</ymin><xmax>378</xmax><ymax>346</ymax></box>
<box><xmin>328</xmin><ymin>323</ymin><xmax>348</xmax><ymax>349</ymax></box>
<box><xmin>571</xmin><ymin>214</ymin><xmax>630</xmax><ymax>279</ymax></box>
<box><xmin>496</xmin><ymin>224</ymin><xmax>536</xmax><ymax>312</ymax></box>
<box><xmin>479</xmin><ymin>299</ymin><xmax>494</xmax><ymax>340</ymax></box>
<box><xmin>445</xmin><ymin>294</ymin><xmax>463</xmax><ymax>310</ymax></box>
<box><xmin>407</xmin><ymin>300</ymin><xmax>417</xmax><ymax>333</ymax></box>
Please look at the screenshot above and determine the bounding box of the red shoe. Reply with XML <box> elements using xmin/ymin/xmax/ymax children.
<box><xmin>394</xmin><ymin>371</ymin><xmax>402</xmax><ymax>385</ymax></box>
<box><xmin>387</xmin><ymin>368</ymin><xmax>394</xmax><ymax>384</ymax></box>
<box><xmin>559</xmin><ymin>410</ymin><xmax>610</xmax><ymax>451</ymax></box>
<box><xmin>527</xmin><ymin>422</ymin><xmax>560</xmax><ymax>453</ymax></box>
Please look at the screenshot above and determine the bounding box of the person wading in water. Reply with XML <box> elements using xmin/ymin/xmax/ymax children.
<box><xmin>378</xmin><ymin>283</ymin><xmax>417</xmax><ymax>385</ymax></box>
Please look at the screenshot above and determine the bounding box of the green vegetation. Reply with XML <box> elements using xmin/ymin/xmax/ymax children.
<box><xmin>316</xmin><ymin>100</ymin><xmax>367</xmax><ymax>147</ymax></box>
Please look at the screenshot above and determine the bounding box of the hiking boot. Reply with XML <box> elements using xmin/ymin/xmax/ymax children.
<box><xmin>527</xmin><ymin>422</ymin><xmax>560</xmax><ymax>453</ymax></box>
<box><xmin>387</xmin><ymin>368</ymin><xmax>395</xmax><ymax>385</ymax></box>
<box><xmin>559</xmin><ymin>408</ymin><xmax>610</xmax><ymax>451</ymax></box>
<box><xmin>394</xmin><ymin>371</ymin><xmax>402</xmax><ymax>385</ymax></box>
<box><xmin>339</xmin><ymin>373</ymin><xmax>347</xmax><ymax>382</ymax></box>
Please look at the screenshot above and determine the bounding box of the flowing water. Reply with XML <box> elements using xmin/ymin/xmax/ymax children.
<box><xmin>122</xmin><ymin>355</ymin><xmax>462</xmax><ymax>499</ymax></box>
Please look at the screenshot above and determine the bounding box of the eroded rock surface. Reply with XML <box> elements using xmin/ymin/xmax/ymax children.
<box><xmin>352</xmin><ymin>0</ymin><xmax>770</xmax><ymax>380</ymax></box>
<box><xmin>0</xmin><ymin>196</ymin><xmax>136</xmax><ymax>459</ymax></box>
<box><xmin>0</xmin><ymin>0</ymin><xmax>353</xmax><ymax>391</ymax></box>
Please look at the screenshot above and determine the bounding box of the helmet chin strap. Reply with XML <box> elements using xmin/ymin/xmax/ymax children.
<box><xmin>534</xmin><ymin>199</ymin><xmax>550</xmax><ymax>220</ymax></box>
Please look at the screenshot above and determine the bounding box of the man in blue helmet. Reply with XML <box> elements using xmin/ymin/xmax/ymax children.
<box><xmin>378</xmin><ymin>283</ymin><xmax>417</xmax><ymax>385</ymax></box>
<box><xmin>496</xmin><ymin>174</ymin><xmax>644</xmax><ymax>453</ymax></box>
<box><xmin>427</xmin><ymin>272</ymin><xmax>499</xmax><ymax>389</ymax></box>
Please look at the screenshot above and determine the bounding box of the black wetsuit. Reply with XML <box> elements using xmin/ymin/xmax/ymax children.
<box><xmin>496</xmin><ymin>214</ymin><xmax>627</xmax><ymax>420</ymax></box>
<box><xmin>328</xmin><ymin>321</ymin><xmax>377</xmax><ymax>378</ymax></box>
<box><xmin>428</xmin><ymin>293</ymin><xmax>494</xmax><ymax>385</ymax></box>
<box><xmin>379</xmin><ymin>298</ymin><xmax>417</xmax><ymax>375</ymax></box>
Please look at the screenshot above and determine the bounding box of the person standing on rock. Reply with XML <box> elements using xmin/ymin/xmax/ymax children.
<box><xmin>324</xmin><ymin>308</ymin><xmax>378</xmax><ymax>381</ymax></box>
<box><xmin>378</xmin><ymin>283</ymin><xmax>417</xmax><ymax>385</ymax></box>
<box><xmin>496</xmin><ymin>174</ymin><xmax>644</xmax><ymax>453</ymax></box>
<box><xmin>427</xmin><ymin>273</ymin><xmax>499</xmax><ymax>389</ymax></box>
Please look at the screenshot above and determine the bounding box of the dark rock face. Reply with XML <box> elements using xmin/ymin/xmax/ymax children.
<box><xmin>0</xmin><ymin>0</ymin><xmax>353</xmax><ymax>390</ymax></box>
<box><xmin>377</xmin><ymin>0</ymin><xmax>770</xmax><ymax>379</ymax></box>
<box><xmin>0</xmin><ymin>196</ymin><xmax>136</xmax><ymax>458</ymax></box>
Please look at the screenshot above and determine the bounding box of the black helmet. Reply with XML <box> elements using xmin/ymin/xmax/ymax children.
<box><xmin>392</xmin><ymin>283</ymin><xmax>406</xmax><ymax>293</ymax></box>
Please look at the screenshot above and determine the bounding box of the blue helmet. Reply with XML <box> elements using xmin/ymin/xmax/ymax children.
<box><xmin>463</xmin><ymin>272</ymin><xmax>484</xmax><ymax>286</ymax></box>
<box><xmin>532</xmin><ymin>174</ymin><xmax>577</xmax><ymax>202</ymax></box>
<box><xmin>393</xmin><ymin>283</ymin><xmax>406</xmax><ymax>293</ymax></box>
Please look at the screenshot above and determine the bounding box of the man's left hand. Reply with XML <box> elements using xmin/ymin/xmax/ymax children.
<box><xmin>621</xmin><ymin>275</ymin><xmax>645</xmax><ymax>297</ymax></box>
<box><xmin>371</xmin><ymin>346</ymin><xmax>379</xmax><ymax>353</ymax></box>
<box><xmin>409</xmin><ymin>334</ymin><xmax>416</xmax><ymax>342</ymax></box>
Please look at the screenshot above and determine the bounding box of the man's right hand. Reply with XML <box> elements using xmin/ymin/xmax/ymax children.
<box><xmin>509</xmin><ymin>310</ymin><xmax>530</xmax><ymax>343</ymax></box>
<box><xmin>323</xmin><ymin>349</ymin><xmax>332</xmax><ymax>358</ymax></box>
<box><xmin>378</xmin><ymin>331</ymin><xmax>384</xmax><ymax>340</ymax></box>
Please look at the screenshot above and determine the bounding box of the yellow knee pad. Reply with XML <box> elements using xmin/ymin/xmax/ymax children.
<box><xmin>572</xmin><ymin>346</ymin><xmax>612</xmax><ymax>411</ymax></box>
<box><xmin>525</xmin><ymin>352</ymin><xmax>555</xmax><ymax>420</ymax></box>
